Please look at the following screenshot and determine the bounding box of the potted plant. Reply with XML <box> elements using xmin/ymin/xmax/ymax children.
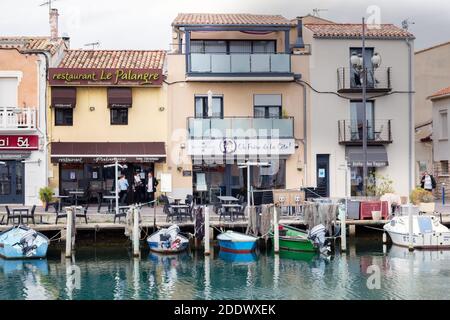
<box><xmin>410</xmin><ymin>187</ymin><xmax>435</xmax><ymax>213</ymax></box>
<box><xmin>39</xmin><ymin>186</ymin><xmax>54</xmax><ymax>208</ymax></box>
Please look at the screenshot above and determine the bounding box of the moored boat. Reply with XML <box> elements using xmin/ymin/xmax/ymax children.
<box><xmin>0</xmin><ymin>226</ymin><xmax>49</xmax><ymax>259</ymax></box>
<box><xmin>274</xmin><ymin>224</ymin><xmax>330</xmax><ymax>255</ymax></box>
<box><xmin>147</xmin><ymin>225</ymin><xmax>189</xmax><ymax>254</ymax></box>
<box><xmin>383</xmin><ymin>214</ymin><xmax>450</xmax><ymax>249</ymax></box>
<box><xmin>217</xmin><ymin>231</ymin><xmax>257</xmax><ymax>253</ymax></box>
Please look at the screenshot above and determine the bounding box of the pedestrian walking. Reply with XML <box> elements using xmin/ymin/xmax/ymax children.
<box><xmin>421</xmin><ymin>171</ymin><xmax>436</xmax><ymax>192</ymax></box>
<box><xmin>118</xmin><ymin>174</ymin><xmax>129</xmax><ymax>205</ymax></box>
<box><xmin>133</xmin><ymin>172</ymin><xmax>144</xmax><ymax>204</ymax></box>
<box><xmin>146</xmin><ymin>172</ymin><xmax>158</xmax><ymax>206</ymax></box>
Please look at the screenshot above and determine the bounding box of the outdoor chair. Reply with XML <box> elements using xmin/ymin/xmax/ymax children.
<box><xmin>183</xmin><ymin>195</ymin><xmax>194</xmax><ymax>221</ymax></box>
<box><xmin>114</xmin><ymin>207</ymin><xmax>128</xmax><ymax>223</ymax></box>
<box><xmin>218</xmin><ymin>203</ymin><xmax>232</xmax><ymax>221</ymax></box>
<box><xmin>77</xmin><ymin>204</ymin><xmax>89</xmax><ymax>224</ymax></box>
<box><xmin>22</xmin><ymin>205</ymin><xmax>36</xmax><ymax>224</ymax></box>
<box><xmin>5</xmin><ymin>206</ymin><xmax>21</xmax><ymax>225</ymax></box>
<box><xmin>53</xmin><ymin>203</ymin><xmax>68</xmax><ymax>224</ymax></box>
<box><xmin>233</xmin><ymin>204</ymin><xmax>247</xmax><ymax>221</ymax></box>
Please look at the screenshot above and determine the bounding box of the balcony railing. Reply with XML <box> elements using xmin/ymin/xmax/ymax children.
<box><xmin>0</xmin><ymin>107</ymin><xmax>36</xmax><ymax>130</ymax></box>
<box><xmin>188</xmin><ymin>53</ymin><xmax>291</xmax><ymax>75</ymax></box>
<box><xmin>338</xmin><ymin>119</ymin><xmax>392</xmax><ymax>145</ymax></box>
<box><xmin>337</xmin><ymin>67</ymin><xmax>392</xmax><ymax>92</ymax></box>
<box><xmin>188</xmin><ymin>117</ymin><xmax>294</xmax><ymax>139</ymax></box>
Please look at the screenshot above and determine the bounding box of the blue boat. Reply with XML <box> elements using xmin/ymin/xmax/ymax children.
<box><xmin>217</xmin><ymin>231</ymin><xmax>257</xmax><ymax>253</ymax></box>
<box><xmin>219</xmin><ymin>250</ymin><xmax>257</xmax><ymax>264</ymax></box>
<box><xmin>0</xmin><ymin>258</ymin><xmax>49</xmax><ymax>275</ymax></box>
<box><xmin>0</xmin><ymin>226</ymin><xmax>49</xmax><ymax>259</ymax></box>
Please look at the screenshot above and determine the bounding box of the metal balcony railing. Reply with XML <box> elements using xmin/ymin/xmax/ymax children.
<box><xmin>337</xmin><ymin>67</ymin><xmax>392</xmax><ymax>92</ymax></box>
<box><xmin>188</xmin><ymin>117</ymin><xmax>294</xmax><ymax>139</ymax></box>
<box><xmin>188</xmin><ymin>53</ymin><xmax>291</xmax><ymax>74</ymax></box>
<box><xmin>0</xmin><ymin>107</ymin><xmax>37</xmax><ymax>130</ymax></box>
<box><xmin>338</xmin><ymin>119</ymin><xmax>392</xmax><ymax>144</ymax></box>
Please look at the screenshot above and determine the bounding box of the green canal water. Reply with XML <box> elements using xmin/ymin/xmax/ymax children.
<box><xmin>1</xmin><ymin>240</ymin><xmax>450</xmax><ymax>300</ymax></box>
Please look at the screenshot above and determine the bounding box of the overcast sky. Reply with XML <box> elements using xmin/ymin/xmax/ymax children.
<box><xmin>1</xmin><ymin>0</ymin><xmax>449</xmax><ymax>51</ymax></box>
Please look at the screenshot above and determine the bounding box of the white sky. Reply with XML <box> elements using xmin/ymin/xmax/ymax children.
<box><xmin>0</xmin><ymin>0</ymin><xmax>449</xmax><ymax>51</ymax></box>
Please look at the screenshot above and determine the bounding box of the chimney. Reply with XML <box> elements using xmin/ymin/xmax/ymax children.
<box><xmin>49</xmin><ymin>8</ymin><xmax>59</xmax><ymax>40</ymax></box>
<box><xmin>293</xmin><ymin>17</ymin><xmax>305</xmax><ymax>49</ymax></box>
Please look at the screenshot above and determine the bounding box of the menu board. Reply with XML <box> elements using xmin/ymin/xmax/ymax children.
<box><xmin>160</xmin><ymin>173</ymin><xmax>172</xmax><ymax>193</ymax></box>
<box><xmin>196</xmin><ymin>173</ymin><xmax>207</xmax><ymax>191</ymax></box>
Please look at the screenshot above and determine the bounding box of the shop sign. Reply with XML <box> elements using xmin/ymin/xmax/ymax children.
<box><xmin>182</xmin><ymin>170</ymin><xmax>192</xmax><ymax>177</ymax></box>
<box><xmin>51</xmin><ymin>156</ymin><xmax>164</xmax><ymax>164</ymax></box>
<box><xmin>49</xmin><ymin>68</ymin><xmax>163</xmax><ymax>86</ymax></box>
<box><xmin>0</xmin><ymin>135</ymin><xmax>39</xmax><ymax>150</ymax></box>
<box><xmin>349</xmin><ymin>161</ymin><xmax>388</xmax><ymax>167</ymax></box>
<box><xmin>187</xmin><ymin>138</ymin><xmax>295</xmax><ymax>156</ymax></box>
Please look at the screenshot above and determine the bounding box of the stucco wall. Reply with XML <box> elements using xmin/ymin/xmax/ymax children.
<box><xmin>432</xmin><ymin>97</ymin><xmax>450</xmax><ymax>161</ymax></box>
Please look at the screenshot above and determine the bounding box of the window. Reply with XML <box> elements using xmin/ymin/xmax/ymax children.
<box><xmin>440</xmin><ymin>110</ymin><xmax>448</xmax><ymax>139</ymax></box>
<box><xmin>195</xmin><ymin>96</ymin><xmax>223</xmax><ymax>118</ymax></box>
<box><xmin>55</xmin><ymin>108</ymin><xmax>73</xmax><ymax>126</ymax></box>
<box><xmin>190</xmin><ymin>40</ymin><xmax>276</xmax><ymax>54</ymax></box>
<box><xmin>110</xmin><ymin>108</ymin><xmax>128</xmax><ymax>125</ymax></box>
<box><xmin>0</xmin><ymin>77</ymin><xmax>18</xmax><ymax>107</ymax></box>
<box><xmin>349</xmin><ymin>47</ymin><xmax>375</xmax><ymax>88</ymax></box>
<box><xmin>441</xmin><ymin>161</ymin><xmax>449</xmax><ymax>175</ymax></box>
<box><xmin>254</xmin><ymin>94</ymin><xmax>282</xmax><ymax>118</ymax></box>
<box><xmin>350</xmin><ymin>100</ymin><xmax>375</xmax><ymax>140</ymax></box>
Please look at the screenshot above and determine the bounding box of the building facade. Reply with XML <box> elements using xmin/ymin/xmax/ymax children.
<box><xmin>302</xmin><ymin>21</ymin><xmax>415</xmax><ymax>198</ymax></box>
<box><xmin>414</xmin><ymin>41</ymin><xmax>450</xmax><ymax>185</ymax></box>
<box><xmin>0</xmin><ymin>29</ymin><xmax>67</xmax><ymax>205</ymax></box>
<box><xmin>47</xmin><ymin>50</ymin><xmax>168</xmax><ymax>204</ymax></box>
<box><xmin>430</xmin><ymin>86</ymin><xmax>450</xmax><ymax>199</ymax></box>
<box><xmin>165</xmin><ymin>13</ymin><xmax>309</xmax><ymax>202</ymax></box>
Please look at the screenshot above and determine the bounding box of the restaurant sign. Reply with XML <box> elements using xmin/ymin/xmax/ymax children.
<box><xmin>0</xmin><ymin>135</ymin><xmax>39</xmax><ymax>150</ymax></box>
<box><xmin>48</xmin><ymin>68</ymin><xmax>164</xmax><ymax>86</ymax></box>
<box><xmin>51</xmin><ymin>156</ymin><xmax>165</xmax><ymax>164</ymax></box>
<box><xmin>187</xmin><ymin>138</ymin><xmax>295</xmax><ymax>156</ymax></box>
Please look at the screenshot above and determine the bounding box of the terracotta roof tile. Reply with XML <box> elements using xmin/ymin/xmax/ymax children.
<box><xmin>0</xmin><ymin>36</ymin><xmax>65</xmax><ymax>55</ymax></box>
<box><xmin>304</xmin><ymin>23</ymin><xmax>414</xmax><ymax>39</ymax></box>
<box><xmin>429</xmin><ymin>86</ymin><xmax>450</xmax><ymax>100</ymax></box>
<box><xmin>58</xmin><ymin>50</ymin><xmax>166</xmax><ymax>69</ymax></box>
<box><xmin>173</xmin><ymin>13</ymin><xmax>293</xmax><ymax>26</ymax></box>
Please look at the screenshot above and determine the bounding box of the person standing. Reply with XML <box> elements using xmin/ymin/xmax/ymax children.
<box><xmin>118</xmin><ymin>175</ymin><xmax>129</xmax><ymax>205</ymax></box>
<box><xmin>421</xmin><ymin>171</ymin><xmax>436</xmax><ymax>192</ymax></box>
<box><xmin>133</xmin><ymin>172</ymin><xmax>144</xmax><ymax>204</ymax></box>
<box><xmin>146</xmin><ymin>172</ymin><xmax>158</xmax><ymax>206</ymax></box>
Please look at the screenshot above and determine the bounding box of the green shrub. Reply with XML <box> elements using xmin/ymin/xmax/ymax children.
<box><xmin>39</xmin><ymin>187</ymin><xmax>54</xmax><ymax>203</ymax></box>
<box><xmin>410</xmin><ymin>187</ymin><xmax>434</xmax><ymax>204</ymax></box>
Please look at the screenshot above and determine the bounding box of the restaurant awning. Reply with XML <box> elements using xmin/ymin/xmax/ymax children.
<box><xmin>107</xmin><ymin>88</ymin><xmax>132</xmax><ymax>108</ymax></box>
<box><xmin>345</xmin><ymin>146</ymin><xmax>388</xmax><ymax>167</ymax></box>
<box><xmin>51</xmin><ymin>87</ymin><xmax>77</xmax><ymax>108</ymax></box>
<box><xmin>51</xmin><ymin>142</ymin><xmax>166</xmax><ymax>163</ymax></box>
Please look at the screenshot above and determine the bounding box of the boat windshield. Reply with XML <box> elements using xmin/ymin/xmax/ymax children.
<box><xmin>417</xmin><ymin>217</ymin><xmax>433</xmax><ymax>233</ymax></box>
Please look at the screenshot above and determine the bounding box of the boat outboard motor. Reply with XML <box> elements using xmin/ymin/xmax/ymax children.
<box><xmin>308</xmin><ymin>224</ymin><xmax>330</xmax><ymax>255</ymax></box>
<box><xmin>15</xmin><ymin>229</ymin><xmax>38</xmax><ymax>257</ymax></box>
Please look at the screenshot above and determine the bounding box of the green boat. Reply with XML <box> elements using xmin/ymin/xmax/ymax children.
<box><xmin>272</xmin><ymin>224</ymin><xmax>316</xmax><ymax>252</ymax></box>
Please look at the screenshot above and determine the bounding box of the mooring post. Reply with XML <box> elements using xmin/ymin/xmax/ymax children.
<box><xmin>273</xmin><ymin>205</ymin><xmax>279</xmax><ymax>254</ymax></box>
<box><xmin>408</xmin><ymin>202</ymin><xmax>414</xmax><ymax>251</ymax></box>
<box><xmin>65</xmin><ymin>207</ymin><xmax>73</xmax><ymax>258</ymax></box>
<box><xmin>133</xmin><ymin>206</ymin><xmax>140</xmax><ymax>257</ymax></box>
<box><xmin>340</xmin><ymin>205</ymin><xmax>347</xmax><ymax>252</ymax></box>
<box><xmin>204</xmin><ymin>205</ymin><xmax>210</xmax><ymax>256</ymax></box>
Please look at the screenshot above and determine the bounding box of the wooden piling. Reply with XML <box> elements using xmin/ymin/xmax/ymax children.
<box><xmin>65</xmin><ymin>207</ymin><xmax>73</xmax><ymax>258</ymax></box>
<box><xmin>133</xmin><ymin>206</ymin><xmax>140</xmax><ymax>257</ymax></box>
<box><xmin>408</xmin><ymin>202</ymin><xmax>414</xmax><ymax>251</ymax></box>
<box><xmin>273</xmin><ymin>206</ymin><xmax>279</xmax><ymax>254</ymax></box>
<box><xmin>204</xmin><ymin>205</ymin><xmax>210</xmax><ymax>256</ymax></box>
<box><xmin>340</xmin><ymin>207</ymin><xmax>347</xmax><ymax>252</ymax></box>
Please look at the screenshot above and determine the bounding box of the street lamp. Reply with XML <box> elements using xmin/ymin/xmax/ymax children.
<box><xmin>350</xmin><ymin>18</ymin><xmax>382</xmax><ymax>196</ymax></box>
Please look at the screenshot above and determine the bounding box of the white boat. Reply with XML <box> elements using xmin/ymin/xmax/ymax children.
<box><xmin>147</xmin><ymin>225</ymin><xmax>189</xmax><ymax>254</ymax></box>
<box><xmin>383</xmin><ymin>215</ymin><xmax>450</xmax><ymax>249</ymax></box>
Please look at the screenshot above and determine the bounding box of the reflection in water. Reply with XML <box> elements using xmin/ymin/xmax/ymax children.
<box><xmin>1</xmin><ymin>243</ymin><xmax>450</xmax><ymax>300</ymax></box>
<box><xmin>218</xmin><ymin>251</ymin><xmax>257</xmax><ymax>264</ymax></box>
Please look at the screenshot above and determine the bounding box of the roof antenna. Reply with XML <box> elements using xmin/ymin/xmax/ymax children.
<box><xmin>84</xmin><ymin>41</ymin><xmax>100</xmax><ymax>50</ymax></box>
<box><xmin>39</xmin><ymin>0</ymin><xmax>59</xmax><ymax>13</ymax></box>
<box><xmin>401</xmin><ymin>18</ymin><xmax>415</xmax><ymax>30</ymax></box>
<box><xmin>312</xmin><ymin>8</ymin><xmax>328</xmax><ymax>17</ymax></box>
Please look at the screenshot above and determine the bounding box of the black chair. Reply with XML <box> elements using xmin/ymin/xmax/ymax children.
<box><xmin>114</xmin><ymin>207</ymin><xmax>128</xmax><ymax>223</ymax></box>
<box><xmin>233</xmin><ymin>203</ymin><xmax>247</xmax><ymax>221</ymax></box>
<box><xmin>218</xmin><ymin>203</ymin><xmax>232</xmax><ymax>221</ymax></box>
<box><xmin>76</xmin><ymin>204</ymin><xmax>89</xmax><ymax>224</ymax></box>
<box><xmin>182</xmin><ymin>195</ymin><xmax>194</xmax><ymax>221</ymax></box>
<box><xmin>97</xmin><ymin>192</ymin><xmax>112</xmax><ymax>213</ymax></box>
<box><xmin>53</xmin><ymin>203</ymin><xmax>68</xmax><ymax>224</ymax></box>
<box><xmin>22</xmin><ymin>205</ymin><xmax>36</xmax><ymax>224</ymax></box>
<box><xmin>6</xmin><ymin>206</ymin><xmax>22</xmax><ymax>225</ymax></box>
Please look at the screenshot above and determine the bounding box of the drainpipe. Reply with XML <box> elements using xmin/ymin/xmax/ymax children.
<box><xmin>406</xmin><ymin>38</ymin><xmax>413</xmax><ymax>195</ymax></box>
<box><xmin>295</xmin><ymin>79</ymin><xmax>308</xmax><ymax>186</ymax></box>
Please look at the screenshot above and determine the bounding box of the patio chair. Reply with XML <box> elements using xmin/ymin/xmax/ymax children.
<box><xmin>97</xmin><ymin>192</ymin><xmax>112</xmax><ymax>213</ymax></box>
<box><xmin>77</xmin><ymin>204</ymin><xmax>89</xmax><ymax>224</ymax></box>
<box><xmin>233</xmin><ymin>203</ymin><xmax>247</xmax><ymax>221</ymax></box>
<box><xmin>22</xmin><ymin>205</ymin><xmax>36</xmax><ymax>225</ymax></box>
<box><xmin>183</xmin><ymin>195</ymin><xmax>194</xmax><ymax>221</ymax></box>
<box><xmin>114</xmin><ymin>207</ymin><xmax>128</xmax><ymax>223</ymax></box>
<box><xmin>218</xmin><ymin>203</ymin><xmax>232</xmax><ymax>221</ymax></box>
<box><xmin>5</xmin><ymin>206</ymin><xmax>21</xmax><ymax>225</ymax></box>
<box><xmin>53</xmin><ymin>203</ymin><xmax>67</xmax><ymax>224</ymax></box>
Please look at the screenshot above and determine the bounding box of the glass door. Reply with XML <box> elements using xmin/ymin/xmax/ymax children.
<box><xmin>0</xmin><ymin>160</ymin><xmax>24</xmax><ymax>204</ymax></box>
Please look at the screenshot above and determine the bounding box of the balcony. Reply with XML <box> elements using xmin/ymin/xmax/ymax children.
<box><xmin>187</xmin><ymin>53</ymin><xmax>292</xmax><ymax>79</ymax></box>
<box><xmin>188</xmin><ymin>117</ymin><xmax>294</xmax><ymax>139</ymax></box>
<box><xmin>338</xmin><ymin>119</ymin><xmax>392</xmax><ymax>145</ymax></box>
<box><xmin>0</xmin><ymin>107</ymin><xmax>37</xmax><ymax>131</ymax></box>
<box><xmin>337</xmin><ymin>67</ymin><xmax>392</xmax><ymax>93</ymax></box>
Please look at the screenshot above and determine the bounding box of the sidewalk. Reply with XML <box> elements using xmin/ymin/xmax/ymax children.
<box><xmin>435</xmin><ymin>201</ymin><xmax>450</xmax><ymax>214</ymax></box>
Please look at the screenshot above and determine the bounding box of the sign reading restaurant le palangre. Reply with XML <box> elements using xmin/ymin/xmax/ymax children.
<box><xmin>48</xmin><ymin>68</ymin><xmax>163</xmax><ymax>86</ymax></box>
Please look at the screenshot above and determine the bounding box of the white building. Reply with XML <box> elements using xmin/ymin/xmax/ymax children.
<box><xmin>301</xmin><ymin>20</ymin><xmax>415</xmax><ymax>198</ymax></box>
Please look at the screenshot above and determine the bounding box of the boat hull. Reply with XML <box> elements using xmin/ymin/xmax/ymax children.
<box><xmin>218</xmin><ymin>240</ymin><xmax>256</xmax><ymax>253</ymax></box>
<box><xmin>146</xmin><ymin>225</ymin><xmax>189</xmax><ymax>254</ymax></box>
<box><xmin>279</xmin><ymin>237</ymin><xmax>316</xmax><ymax>252</ymax></box>
<box><xmin>0</xmin><ymin>226</ymin><xmax>49</xmax><ymax>259</ymax></box>
<box><xmin>386</xmin><ymin>231</ymin><xmax>450</xmax><ymax>249</ymax></box>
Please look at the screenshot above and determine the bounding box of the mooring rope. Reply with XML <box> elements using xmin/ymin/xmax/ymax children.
<box><xmin>48</xmin><ymin>230</ymin><xmax>62</xmax><ymax>242</ymax></box>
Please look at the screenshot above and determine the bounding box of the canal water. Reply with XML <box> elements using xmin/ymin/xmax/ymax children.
<box><xmin>1</xmin><ymin>240</ymin><xmax>450</xmax><ymax>300</ymax></box>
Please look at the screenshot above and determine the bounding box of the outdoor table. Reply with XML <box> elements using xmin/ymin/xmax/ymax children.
<box><xmin>171</xmin><ymin>204</ymin><xmax>190</xmax><ymax>221</ymax></box>
<box><xmin>69</xmin><ymin>191</ymin><xmax>84</xmax><ymax>206</ymax></box>
<box><xmin>221</xmin><ymin>203</ymin><xmax>242</xmax><ymax>221</ymax></box>
<box><xmin>54</xmin><ymin>195</ymin><xmax>70</xmax><ymax>211</ymax></box>
<box><xmin>217</xmin><ymin>196</ymin><xmax>240</xmax><ymax>206</ymax></box>
<box><xmin>103</xmin><ymin>195</ymin><xmax>117</xmax><ymax>213</ymax></box>
<box><xmin>12</xmin><ymin>208</ymin><xmax>29</xmax><ymax>225</ymax></box>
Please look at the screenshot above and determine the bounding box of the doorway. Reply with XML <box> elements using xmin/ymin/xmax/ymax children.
<box><xmin>316</xmin><ymin>154</ymin><xmax>330</xmax><ymax>197</ymax></box>
<box><xmin>0</xmin><ymin>160</ymin><xmax>25</xmax><ymax>204</ymax></box>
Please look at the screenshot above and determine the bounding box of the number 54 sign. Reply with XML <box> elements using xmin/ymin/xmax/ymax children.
<box><xmin>0</xmin><ymin>135</ymin><xmax>39</xmax><ymax>150</ymax></box>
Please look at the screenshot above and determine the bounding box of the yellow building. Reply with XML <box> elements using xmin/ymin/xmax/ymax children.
<box><xmin>47</xmin><ymin>50</ymin><xmax>168</xmax><ymax>204</ymax></box>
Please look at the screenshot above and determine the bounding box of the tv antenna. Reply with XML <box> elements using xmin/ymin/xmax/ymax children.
<box><xmin>84</xmin><ymin>41</ymin><xmax>100</xmax><ymax>50</ymax></box>
<box><xmin>401</xmin><ymin>18</ymin><xmax>415</xmax><ymax>30</ymax></box>
<box><xmin>312</xmin><ymin>8</ymin><xmax>328</xmax><ymax>17</ymax></box>
<box><xmin>39</xmin><ymin>0</ymin><xmax>59</xmax><ymax>13</ymax></box>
